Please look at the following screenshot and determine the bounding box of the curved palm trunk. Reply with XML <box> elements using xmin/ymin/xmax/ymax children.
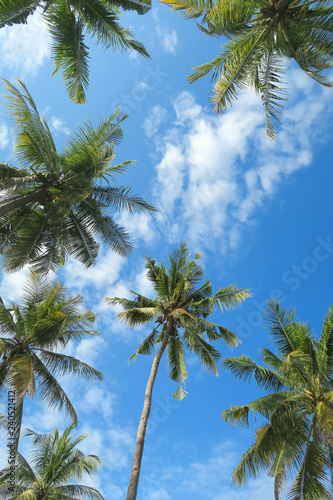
<box><xmin>0</xmin><ymin>189</ymin><xmax>45</xmax><ymax>217</ymax></box>
<box><xmin>126</xmin><ymin>321</ymin><xmax>172</xmax><ymax>500</ymax></box>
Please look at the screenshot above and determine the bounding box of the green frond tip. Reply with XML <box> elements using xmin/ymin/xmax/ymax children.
<box><xmin>214</xmin><ymin>286</ymin><xmax>252</xmax><ymax>312</ymax></box>
<box><xmin>173</xmin><ymin>385</ymin><xmax>188</xmax><ymax>400</ymax></box>
<box><xmin>222</xmin><ymin>405</ymin><xmax>250</xmax><ymax>427</ymax></box>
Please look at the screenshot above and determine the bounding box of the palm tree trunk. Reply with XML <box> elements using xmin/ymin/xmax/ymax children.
<box><xmin>0</xmin><ymin>189</ymin><xmax>46</xmax><ymax>217</ymax></box>
<box><xmin>126</xmin><ymin>320</ymin><xmax>172</xmax><ymax>500</ymax></box>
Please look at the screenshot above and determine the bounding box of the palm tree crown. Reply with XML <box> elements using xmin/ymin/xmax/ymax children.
<box><xmin>0</xmin><ymin>424</ymin><xmax>104</xmax><ymax>499</ymax></box>
<box><xmin>162</xmin><ymin>0</ymin><xmax>333</xmax><ymax>138</ymax></box>
<box><xmin>0</xmin><ymin>273</ymin><xmax>103</xmax><ymax>450</ymax></box>
<box><xmin>0</xmin><ymin>79</ymin><xmax>155</xmax><ymax>274</ymax></box>
<box><xmin>108</xmin><ymin>242</ymin><xmax>250</xmax><ymax>399</ymax></box>
<box><xmin>0</xmin><ymin>0</ymin><xmax>150</xmax><ymax>103</ymax></box>
<box><xmin>222</xmin><ymin>299</ymin><xmax>333</xmax><ymax>500</ymax></box>
<box><xmin>107</xmin><ymin>242</ymin><xmax>250</xmax><ymax>500</ymax></box>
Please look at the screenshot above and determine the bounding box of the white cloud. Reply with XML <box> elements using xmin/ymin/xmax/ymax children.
<box><xmin>143</xmin><ymin>104</ymin><xmax>167</xmax><ymax>138</ymax></box>
<box><xmin>0</xmin><ymin>124</ymin><xmax>9</xmax><ymax>149</ymax></box>
<box><xmin>137</xmin><ymin>81</ymin><xmax>150</xmax><ymax>90</ymax></box>
<box><xmin>77</xmin><ymin>388</ymin><xmax>117</xmax><ymax>419</ymax></box>
<box><xmin>149</xmin><ymin>81</ymin><xmax>332</xmax><ymax>254</ymax></box>
<box><xmin>140</xmin><ymin>440</ymin><xmax>274</xmax><ymax>500</ymax></box>
<box><xmin>0</xmin><ymin>11</ymin><xmax>50</xmax><ymax>76</ymax></box>
<box><xmin>173</xmin><ymin>92</ymin><xmax>202</xmax><ymax>122</ymax></box>
<box><xmin>0</xmin><ymin>266</ymin><xmax>30</xmax><ymax>302</ymax></box>
<box><xmin>63</xmin><ymin>250</ymin><xmax>126</xmax><ymax>293</ymax></box>
<box><xmin>161</xmin><ymin>30</ymin><xmax>178</xmax><ymax>54</ymax></box>
<box><xmin>153</xmin><ymin>9</ymin><xmax>178</xmax><ymax>55</ymax></box>
<box><xmin>50</xmin><ymin>116</ymin><xmax>70</xmax><ymax>135</ymax></box>
<box><xmin>146</xmin><ymin>490</ymin><xmax>170</xmax><ymax>500</ymax></box>
<box><xmin>75</xmin><ymin>335</ymin><xmax>107</xmax><ymax>367</ymax></box>
<box><xmin>118</xmin><ymin>212</ymin><xmax>159</xmax><ymax>245</ymax></box>
<box><xmin>80</xmin><ymin>423</ymin><xmax>135</xmax><ymax>471</ymax></box>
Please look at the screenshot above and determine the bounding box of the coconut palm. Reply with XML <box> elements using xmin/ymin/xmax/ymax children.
<box><xmin>0</xmin><ymin>79</ymin><xmax>155</xmax><ymax>274</ymax></box>
<box><xmin>222</xmin><ymin>299</ymin><xmax>333</xmax><ymax>499</ymax></box>
<box><xmin>0</xmin><ymin>0</ymin><xmax>150</xmax><ymax>103</ymax></box>
<box><xmin>161</xmin><ymin>0</ymin><xmax>333</xmax><ymax>138</ymax></box>
<box><xmin>0</xmin><ymin>272</ymin><xmax>103</xmax><ymax>453</ymax></box>
<box><xmin>0</xmin><ymin>423</ymin><xmax>104</xmax><ymax>499</ymax></box>
<box><xmin>106</xmin><ymin>242</ymin><xmax>251</xmax><ymax>500</ymax></box>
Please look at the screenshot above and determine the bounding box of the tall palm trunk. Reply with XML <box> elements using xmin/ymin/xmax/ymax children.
<box><xmin>0</xmin><ymin>189</ymin><xmax>46</xmax><ymax>217</ymax></box>
<box><xmin>126</xmin><ymin>320</ymin><xmax>172</xmax><ymax>500</ymax></box>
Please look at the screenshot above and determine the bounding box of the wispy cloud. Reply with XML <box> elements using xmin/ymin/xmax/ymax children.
<box><xmin>140</xmin><ymin>440</ymin><xmax>274</xmax><ymax>500</ymax></box>
<box><xmin>143</xmin><ymin>104</ymin><xmax>168</xmax><ymax>138</ymax></box>
<box><xmin>0</xmin><ymin>266</ymin><xmax>30</xmax><ymax>302</ymax></box>
<box><xmin>50</xmin><ymin>116</ymin><xmax>70</xmax><ymax>135</ymax></box>
<box><xmin>153</xmin><ymin>9</ymin><xmax>178</xmax><ymax>55</ymax></box>
<box><xmin>0</xmin><ymin>124</ymin><xmax>9</xmax><ymax>149</ymax></box>
<box><xmin>149</xmin><ymin>73</ymin><xmax>332</xmax><ymax>255</ymax></box>
<box><xmin>0</xmin><ymin>11</ymin><xmax>50</xmax><ymax>76</ymax></box>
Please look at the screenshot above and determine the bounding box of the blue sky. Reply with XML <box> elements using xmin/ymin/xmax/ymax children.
<box><xmin>1</xmin><ymin>4</ymin><xmax>333</xmax><ymax>500</ymax></box>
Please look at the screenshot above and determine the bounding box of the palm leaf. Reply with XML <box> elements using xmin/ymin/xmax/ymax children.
<box><xmin>129</xmin><ymin>327</ymin><xmax>159</xmax><ymax>362</ymax></box>
<box><xmin>223</xmin><ymin>354</ymin><xmax>285</xmax><ymax>391</ymax></box>
<box><xmin>167</xmin><ymin>334</ymin><xmax>188</xmax><ymax>399</ymax></box>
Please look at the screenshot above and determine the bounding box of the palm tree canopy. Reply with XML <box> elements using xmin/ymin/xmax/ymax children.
<box><xmin>0</xmin><ymin>79</ymin><xmax>156</xmax><ymax>274</ymax></box>
<box><xmin>222</xmin><ymin>299</ymin><xmax>333</xmax><ymax>500</ymax></box>
<box><xmin>106</xmin><ymin>242</ymin><xmax>251</xmax><ymax>400</ymax></box>
<box><xmin>161</xmin><ymin>0</ymin><xmax>333</xmax><ymax>138</ymax></box>
<box><xmin>0</xmin><ymin>423</ymin><xmax>104</xmax><ymax>499</ymax></box>
<box><xmin>0</xmin><ymin>272</ymin><xmax>103</xmax><ymax>438</ymax></box>
<box><xmin>0</xmin><ymin>0</ymin><xmax>150</xmax><ymax>103</ymax></box>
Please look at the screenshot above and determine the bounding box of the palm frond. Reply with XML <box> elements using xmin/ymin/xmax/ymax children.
<box><xmin>2</xmin><ymin>78</ymin><xmax>58</xmax><ymax>171</ymax></box>
<box><xmin>184</xmin><ymin>329</ymin><xmax>220</xmax><ymax>374</ymax></box>
<box><xmin>38</xmin><ymin>350</ymin><xmax>102</xmax><ymax>381</ymax></box>
<box><xmin>167</xmin><ymin>334</ymin><xmax>188</xmax><ymax>399</ymax></box>
<box><xmin>161</xmin><ymin>0</ymin><xmax>214</xmax><ymax>20</ymax></box>
<box><xmin>264</xmin><ymin>300</ymin><xmax>298</xmax><ymax>357</ymax></box>
<box><xmin>79</xmin><ymin>0</ymin><xmax>149</xmax><ymax>57</ymax></box>
<box><xmin>129</xmin><ymin>327</ymin><xmax>159</xmax><ymax>362</ymax></box>
<box><xmin>214</xmin><ymin>285</ymin><xmax>251</xmax><ymax>311</ymax></box>
<box><xmin>287</xmin><ymin>437</ymin><xmax>331</xmax><ymax>500</ymax></box>
<box><xmin>223</xmin><ymin>355</ymin><xmax>285</xmax><ymax>392</ymax></box>
<box><xmin>31</xmin><ymin>353</ymin><xmax>77</xmax><ymax>425</ymax></box>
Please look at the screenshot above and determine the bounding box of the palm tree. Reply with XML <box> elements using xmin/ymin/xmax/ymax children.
<box><xmin>0</xmin><ymin>79</ymin><xmax>155</xmax><ymax>274</ymax></box>
<box><xmin>0</xmin><ymin>423</ymin><xmax>104</xmax><ymax>499</ymax></box>
<box><xmin>161</xmin><ymin>0</ymin><xmax>333</xmax><ymax>138</ymax></box>
<box><xmin>0</xmin><ymin>0</ymin><xmax>150</xmax><ymax>103</ymax></box>
<box><xmin>0</xmin><ymin>272</ymin><xmax>103</xmax><ymax>453</ymax></box>
<box><xmin>222</xmin><ymin>299</ymin><xmax>333</xmax><ymax>500</ymax></box>
<box><xmin>106</xmin><ymin>242</ymin><xmax>251</xmax><ymax>500</ymax></box>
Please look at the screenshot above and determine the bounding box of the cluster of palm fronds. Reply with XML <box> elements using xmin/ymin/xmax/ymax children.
<box><xmin>0</xmin><ymin>0</ymin><xmax>151</xmax><ymax>103</ymax></box>
<box><xmin>162</xmin><ymin>0</ymin><xmax>333</xmax><ymax>138</ymax></box>
<box><xmin>223</xmin><ymin>300</ymin><xmax>333</xmax><ymax>499</ymax></box>
<box><xmin>0</xmin><ymin>1</ymin><xmax>332</xmax><ymax>499</ymax></box>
